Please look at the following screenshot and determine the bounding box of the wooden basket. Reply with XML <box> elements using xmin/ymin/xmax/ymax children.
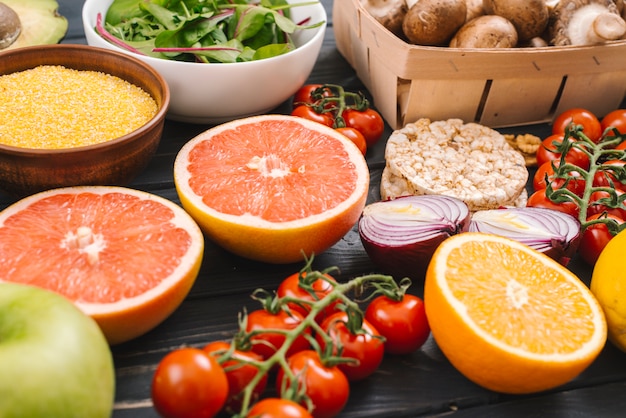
<box><xmin>333</xmin><ymin>0</ymin><xmax>626</xmax><ymax>129</ymax></box>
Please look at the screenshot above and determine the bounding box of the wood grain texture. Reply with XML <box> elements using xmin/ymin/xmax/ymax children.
<box><xmin>3</xmin><ymin>1</ymin><xmax>626</xmax><ymax>417</ymax></box>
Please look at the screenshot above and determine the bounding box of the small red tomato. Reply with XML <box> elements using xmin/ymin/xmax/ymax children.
<box><xmin>293</xmin><ymin>84</ymin><xmax>324</xmax><ymax>105</ymax></box>
<box><xmin>552</xmin><ymin>108</ymin><xmax>602</xmax><ymax>143</ymax></box>
<box><xmin>536</xmin><ymin>134</ymin><xmax>590</xmax><ymax>169</ymax></box>
<box><xmin>578</xmin><ymin>213</ymin><xmax>625</xmax><ymax>265</ymax></box>
<box><xmin>276</xmin><ymin>350</ymin><xmax>349</xmax><ymax>418</ymax></box>
<box><xmin>342</xmin><ymin>108</ymin><xmax>385</xmax><ymax>147</ymax></box>
<box><xmin>203</xmin><ymin>341</ymin><xmax>267</xmax><ymax>412</ymax></box>
<box><xmin>527</xmin><ymin>189</ymin><xmax>580</xmax><ymax>218</ymax></box>
<box><xmin>587</xmin><ymin>190</ymin><xmax>626</xmax><ymax>220</ymax></box>
<box><xmin>365</xmin><ymin>294</ymin><xmax>431</xmax><ymax>355</ymax></box>
<box><xmin>592</xmin><ymin>159</ymin><xmax>626</xmax><ymax>190</ymax></box>
<box><xmin>291</xmin><ymin>105</ymin><xmax>334</xmax><ymax>128</ymax></box>
<box><xmin>246</xmin><ymin>398</ymin><xmax>312</xmax><ymax>418</ymax></box>
<box><xmin>316</xmin><ymin>312</ymin><xmax>384</xmax><ymax>381</ymax></box>
<box><xmin>245</xmin><ymin>309</ymin><xmax>310</xmax><ymax>360</ymax></box>
<box><xmin>336</xmin><ymin>126</ymin><xmax>367</xmax><ymax>155</ymax></box>
<box><xmin>601</xmin><ymin>109</ymin><xmax>626</xmax><ymax>136</ymax></box>
<box><xmin>276</xmin><ymin>271</ymin><xmax>339</xmax><ymax>322</ymax></box>
<box><xmin>532</xmin><ymin>160</ymin><xmax>586</xmax><ymax>196</ymax></box>
<box><xmin>293</xmin><ymin>84</ymin><xmax>334</xmax><ymax>109</ymax></box>
<box><xmin>151</xmin><ymin>347</ymin><xmax>229</xmax><ymax>418</ymax></box>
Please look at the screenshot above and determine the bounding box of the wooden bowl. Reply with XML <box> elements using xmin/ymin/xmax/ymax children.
<box><xmin>0</xmin><ymin>44</ymin><xmax>170</xmax><ymax>197</ymax></box>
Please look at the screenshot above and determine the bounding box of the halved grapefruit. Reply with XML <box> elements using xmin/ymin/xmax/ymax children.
<box><xmin>173</xmin><ymin>115</ymin><xmax>370</xmax><ymax>264</ymax></box>
<box><xmin>0</xmin><ymin>186</ymin><xmax>204</xmax><ymax>345</ymax></box>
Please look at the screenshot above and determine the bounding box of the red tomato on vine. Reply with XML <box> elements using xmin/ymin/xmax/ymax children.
<box><xmin>578</xmin><ymin>213</ymin><xmax>625</xmax><ymax>265</ymax></box>
<box><xmin>276</xmin><ymin>271</ymin><xmax>339</xmax><ymax>322</ymax></box>
<box><xmin>315</xmin><ymin>312</ymin><xmax>384</xmax><ymax>381</ymax></box>
<box><xmin>276</xmin><ymin>350</ymin><xmax>349</xmax><ymax>418</ymax></box>
<box><xmin>245</xmin><ymin>309</ymin><xmax>310</xmax><ymax>361</ymax></box>
<box><xmin>552</xmin><ymin>108</ymin><xmax>602</xmax><ymax>143</ymax></box>
<box><xmin>532</xmin><ymin>160</ymin><xmax>586</xmax><ymax>196</ymax></box>
<box><xmin>601</xmin><ymin>109</ymin><xmax>626</xmax><ymax>136</ymax></box>
<box><xmin>365</xmin><ymin>294</ymin><xmax>431</xmax><ymax>355</ymax></box>
<box><xmin>342</xmin><ymin>108</ymin><xmax>385</xmax><ymax>147</ymax></box>
<box><xmin>336</xmin><ymin>127</ymin><xmax>367</xmax><ymax>155</ymax></box>
<box><xmin>203</xmin><ymin>341</ymin><xmax>267</xmax><ymax>412</ymax></box>
<box><xmin>246</xmin><ymin>398</ymin><xmax>312</xmax><ymax>418</ymax></box>
<box><xmin>536</xmin><ymin>134</ymin><xmax>590</xmax><ymax>169</ymax></box>
<box><xmin>151</xmin><ymin>348</ymin><xmax>228</xmax><ymax>418</ymax></box>
<box><xmin>291</xmin><ymin>105</ymin><xmax>334</xmax><ymax>128</ymax></box>
<box><xmin>527</xmin><ymin>189</ymin><xmax>580</xmax><ymax>218</ymax></box>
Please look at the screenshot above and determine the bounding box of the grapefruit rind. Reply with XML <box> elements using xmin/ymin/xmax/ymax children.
<box><xmin>0</xmin><ymin>186</ymin><xmax>205</xmax><ymax>345</ymax></box>
<box><xmin>424</xmin><ymin>232</ymin><xmax>607</xmax><ymax>394</ymax></box>
<box><xmin>174</xmin><ymin>115</ymin><xmax>370</xmax><ymax>264</ymax></box>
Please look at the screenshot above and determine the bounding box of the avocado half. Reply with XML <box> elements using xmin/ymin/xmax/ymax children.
<box><xmin>1</xmin><ymin>0</ymin><xmax>67</xmax><ymax>50</ymax></box>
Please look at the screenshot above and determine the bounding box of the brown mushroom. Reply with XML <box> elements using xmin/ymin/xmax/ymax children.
<box><xmin>550</xmin><ymin>0</ymin><xmax>626</xmax><ymax>45</ymax></box>
<box><xmin>483</xmin><ymin>0</ymin><xmax>550</xmax><ymax>42</ymax></box>
<box><xmin>361</xmin><ymin>0</ymin><xmax>408</xmax><ymax>37</ymax></box>
<box><xmin>0</xmin><ymin>2</ymin><xmax>20</xmax><ymax>49</ymax></box>
<box><xmin>450</xmin><ymin>15</ymin><xmax>519</xmax><ymax>48</ymax></box>
<box><xmin>402</xmin><ymin>0</ymin><xmax>467</xmax><ymax>46</ymax></box>
<box><xmin>466</xmin><ymin>0</ymin><xmax>487</xmax><ymax>21</ymax></box>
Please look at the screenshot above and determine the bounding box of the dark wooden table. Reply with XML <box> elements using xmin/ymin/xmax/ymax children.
<box><xmin>9</xmin><ymin>1</ymin><xmax>626</xmax><ymax>416</ymax></box>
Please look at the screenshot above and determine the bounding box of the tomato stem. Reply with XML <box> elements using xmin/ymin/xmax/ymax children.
<box><xmin>227</xmin><ymin>262</ymin><xmax>405</xmax><ymax>417</ymax></box>
<box><xmin>546</xmin><ymin>123</ymin><xmax>626</xmax><ymax>235</ymax></box>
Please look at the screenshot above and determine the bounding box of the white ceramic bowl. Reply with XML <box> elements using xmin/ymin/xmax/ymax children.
<box><xmin>82</xmin><ymin>0</ymin><xmax>326</xmax><ymax>124</ymax></box>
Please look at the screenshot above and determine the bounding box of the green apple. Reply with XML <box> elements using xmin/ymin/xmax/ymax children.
<box><xmin>0</xmin><ymin>282</ymin><xmax>115</xmax><ymax>418</ymax></box>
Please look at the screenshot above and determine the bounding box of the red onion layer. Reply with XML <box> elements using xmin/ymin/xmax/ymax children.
<box><xmin>469</xmin><ymin>207</ymin><xmax>581</xmax><ymax>266</ymax></box>
<box><xmin>358</xmin><ymin>195</ymin><xmax>470</xmax><ymax>281</ymax></box>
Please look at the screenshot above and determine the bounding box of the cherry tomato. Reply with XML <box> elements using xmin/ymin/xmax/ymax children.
<box><xmin>578</xmin><ymin>213</ymin><xmax>625</xmax><ymax>265</ymax></box>
<box><xmin>342</xmin><ymin>108</ymin><xmax>385</xmax><ymax>147</ymax></box>
<box><xmin>293</xmin><ymin>84</ymin><xmax>325</xmax><ymax>105</ymax></box>
<box><xmin>203</xmin><ymin>341</ymin><xmax>267</xmax><ymax>413</ymax></box>
<box><xmin>151</xmin><ymin>347</ymin><xmax>228</xmax><ymax>418</ymax></box>
<box><xmin>291</xmin><ymin>105</ymin><xmax>334</xmax><ymax>128</ymax></box>
<box><xmin>592</xmin><ymin>159</ymin><xmax>626</xmax><ymax>190</ymax></box>
<box><xmin>245</xmin><ymin>309</ymin><xmax>310</xmax><ymax>360</ymax></box>
<box><xmin>246</xmin><ymin>398</ymin><xmax>313</xmax><ymax>418</ymax></box>
<box><xmin>601</xmin><ymin>109</ymin><xmax>626</xmax><ymax>136</ymax></box>
<box><xmin>276</xmin><ymin>350</ymin><xmax>349</xmax><ymax>418</ymax></box>
<box><xmin>536</xmin><ymin>134</ymin><xmax>590</xmax><ymax>169</ymax></box>
<box><xmin>293</xmin><ymin>84</ymin><xmax>334</xmax><ymax>109</ymax></box>
<box><xmin>527</xmin><ymin>189</ymin><xmax>580</xmax><ymax>218</ymax></box>
<box><xmin>276</xmin><ymin>271</ymin><xmax>339</xmax><ymax>322</ymax></box>
<box><xmin>335</xmin><ymin>127</ymin><xmax>367</xmax><ymax>155</ymax></box>
<box><xmin>587</xmin><ymin>190</ymin><xmax>626</xmax><ymax>220</ymax></box>
<box><xmin>364</xmin><ymin>294</ymin><xmax>430</xmax><ymax>355</ymax></box>
<box><xmin>552</xmin><ymin>108</ymin><xmax>602</xmax><ymax>143</ymax></box>
<box><xmin>315</xmin><ymin>312</ymin><xmax>384</xmax><ymax>381</ymax></box>
<box><xmin>532</xmin><ymin>160</ymin><xmax>586</xmax><ymax>196</ymax></box>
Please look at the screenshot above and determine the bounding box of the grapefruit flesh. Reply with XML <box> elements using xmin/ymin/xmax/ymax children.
<box><xmin>0</xmin><ymin>186</ymin><xmax>204</xmax><ymax>345</ymax></box>
<box><xmin>174</xmin><ymin>115</ymin><xmax>370</xmax><ymax>264</ymax></box>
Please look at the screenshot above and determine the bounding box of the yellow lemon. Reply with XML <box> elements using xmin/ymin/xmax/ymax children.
<box><xmin>591</xmin><ymin>228</ymin><xmax>626</xmax><ymax>352</ymax></box>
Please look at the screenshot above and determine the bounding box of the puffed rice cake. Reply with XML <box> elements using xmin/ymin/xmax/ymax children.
<box><xmin>381</xmin><ymin>118</ymin><xmax>529</xmax><ymax>211</ymax></box>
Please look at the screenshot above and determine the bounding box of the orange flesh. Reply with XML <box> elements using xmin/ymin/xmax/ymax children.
<box><xmin>445</xmin><ymin>240</ymin><xmax>596</xmax><ymax>355</ymax></box>
<box><xmin>186</xmin><ymin>119</ymin><xmax>359</xmax><ymax>222</ymax></box>
<box><xmin>0</xmin><ymin>192</ymin><xmax>193</xmax><ymax>304</ymax></box>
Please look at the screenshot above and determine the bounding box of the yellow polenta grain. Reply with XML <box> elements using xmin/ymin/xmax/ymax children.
<box><xmin>0</xmin><ymin>65</ymin><xmax>158</xmax><ymax>149</ymax></box>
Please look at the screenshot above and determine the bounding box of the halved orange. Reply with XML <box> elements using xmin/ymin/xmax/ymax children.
<box><xmin>173</xmin><ymin>115</ymin><xmax>370</xmax><ymax>264</ymax></box>
<box><xmin>424</xmin><ymin>232</ymin><xmax>607</xmax><ymax>394</ymax></box>
<box><xmin>0</xmin><ymin>186</ymin><xmax>204</xmax><ymax>345</ymax></box>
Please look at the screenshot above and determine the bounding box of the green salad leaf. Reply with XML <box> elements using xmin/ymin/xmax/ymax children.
<box><xmin>99</xmin><ymin>0</ymin><xmax>324</xmax><ymax>63</ymax></box>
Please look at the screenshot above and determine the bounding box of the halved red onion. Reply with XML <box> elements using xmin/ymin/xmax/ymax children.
<box><xmin>469</xmin><ymin>207</ymin><xmax>581</xmax><ymax>266</ymax></box>
<box><xmin>358</xmin><ymin>195</ymin><xmax>470</xmax><ymax>281</ymax></box>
